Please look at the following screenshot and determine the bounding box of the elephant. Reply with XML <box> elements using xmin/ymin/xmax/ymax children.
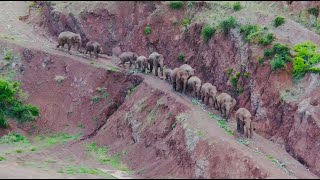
<box><xmin>148</xmin><ymin>52</ymin><xmax>164</xmax><ymax>78</ymax></box>
<box><xmin>200</xmin><ymin>83</ymin><xmax>217</xmax><ymax>105</ymax></box>
<box><xmin>187</xmin><ymin>76</ymin><xmax>202</xmax><ymax>98</ymax></box>
<box><xmin>171</xmin><ymin>67</ymin><xmax>192</xmax><ymax>93</ymax></box>
<box><xmin>56</xmin><ymin>31</ymin><xmax>82</xmax><ymax>55</ymax></box>
<box><xmin>216</xmin><ymin>93</ymin><xmax>237</xmax><ymax>122</ymax></box>
<box><xmin>135</xmin><ymin>56</ymin><xmax>148</xmax><ymax>72</ymax></box>
<box><xmin>163</xmin><ymin>65</ymin><xmax>173</xmax><ymax>83</ymax></box>
<box><xmin>180</xmin><ymin>64</ymin><xmax>195</xmax><ymax>76</ymax></box>
<box><xmin>119</xmin><ymin>52</ymin><xmax>138</xmax><ymax>68</ymax></box>
<box><xmin>235</xmin><ymin>108</ymin><xmax>254</xmax><ymax>138</ymax></box>
<box><xmin>84</xmin><ymin>40</ymin><xmax>102</xmax><ymax>59</ymax></box>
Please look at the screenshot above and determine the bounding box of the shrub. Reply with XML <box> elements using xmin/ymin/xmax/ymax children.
<box><xmin>258</xmin><ymin>57</ymin><xmax>264</xmax><ymax>65</ymax></box>
<box><xmin>272</xmin><ymin>43</ymin><xmax>291</xmax><ymax>62</ymax></box>
<box><xmin>201</xmin><ymin>25</ymin><xmax>216</xmax><ymax>42</ymax></box>
<box><xmin>243</xmin><ymin>72</ymin><xmax>251</xmax><ymax>78</ymax></box>
<box><xmin>226</xmin><ymin>68</ymin><xmax>233</xmax><ymax>77</ymax></box>
<box><xmin>308</xmin><ymin>67</ymin><xmax>320</xmax><ymax>73</ymax></box>
<box><xmin>144</xmin><ymin>25</ymin><xmax>152</xmax><ymax>35</ymax></box>
<box><xmin>240</xmin><ymin>24</ymin><xmax>261</xmax><ymax>43</ymax></box>
<box><xmin>258</xmin><ymin>33</ymin><xmax>275</xmax><ymax>46</ymax></box>
<box><xmin>3</xmin><ymin>49</ymin><xmax>13</xmax><ymax>61</ymax></box>
<box><xmin>0</xmin><ymin>156</ymin><xmax>5</xmax><ymax>161</ymax></box>
<box><xmin>181</xmin><ymin>18</ymin><xmax>191</xmax><ymax>28</ymax></box>
<box><xmin>233</xmin><ymin>2</ymin><xmax>241</xmax><ymax>11</ymax></box>
<box><xmin>219</xmin><ymin>16</ymin><xmax>238</xmax><ymax>35</ymax></box>
<box><xmin>169</xmin><ymin>1</ymin><xmax>184</xmax><ymax>10</ymax></box>
<box><xmin>9</xmin><ymin>104</ymin><xmax>40</xmax><ymax>123</ymax></box>
<box><xmin>178</xmin><ymin>52</ymin><xmax>185</xmax><ymax>62</ymax></box>
<box><xmin>273</xmin><ymin>16</ymin><xmax>285</xmax><ymax>27</ymax></box>
<box><xmin>264</xmin><ymin>49</ymin><xmax>273</xmax><ymax>57</ymax></box>
<box><xmin>292</xmin><ymin>57</ymin><xmax>308</xmax><ymax>79</ymax></box>
<box><xmin>308</xmin><ymin>7</ymin><xmax>319</xmax><ymax>17</ymax></box>
<box><xmin>271</xmin><ymin>55</ymin><xmax>286</xmax><ymax>70</ymax></box>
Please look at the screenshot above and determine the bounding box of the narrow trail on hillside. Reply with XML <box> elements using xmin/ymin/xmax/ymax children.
<box><xmin>0</xmin><ymin>1</ymin><xmax>317</xmax><ymax>179</ymax></box>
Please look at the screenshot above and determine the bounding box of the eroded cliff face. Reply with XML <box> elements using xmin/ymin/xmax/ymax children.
<box><xmin>32</xmin><ymin>1</ymin><xmax>320</xmax><ymax>176</ymax></box>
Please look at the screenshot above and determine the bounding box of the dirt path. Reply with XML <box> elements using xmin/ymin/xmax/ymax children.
<box><xmin>0</xmin><ymin>1</ymin><xmax>318</xmax><ymax>179</ymax></box>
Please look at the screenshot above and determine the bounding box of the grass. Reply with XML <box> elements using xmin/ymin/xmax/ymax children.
<box><xmin>58</xmin><ymin>165</ymin><xmax>116</xmax><ymax>179</ymax></box>
<box><xmin>308</xmin><ymin>7</ymin><xmax>319</xmax><ymax>17</ymax></box>
<box><xmin>54</xmin><ymin>75</ymin><xmax>65</xmax><ymax>84</ymax></box>
<box><xmin>201</xmin><ymin>24</ymin><xmax>216</xmax><ymax>43</ymax></box>
<box><xmin>258</xmin><ymin>57</ymin><xmax>264</xmax><ymax>65</ymax></box>
<box><xmin>169</xmin><ymin>1</ymin><xmax>184</xmax><ymax>10</ymax></box>
<box><xmin>273</xmin><ymin>16</ymin><xmax>285</xmax><ymax>27</ymax></box>
<box><xmin>271</xmin><ymin>55</ymin><xmax>286</xmax><ymax>70</ymax></box>
<box><xmin>219</xmin><ymin>16</ymin><xmax>237</xmax><ymax>35</ymax></box>
<box><xmin>233</xmin><ymin>2</ymin><xmax>241</xmax><ymax>11</ymax></box>
<box><xmin>144</xmin><ymin>25</ymin><xmax>152</xmax><ymax>35</ymax></box>
<box><xmin>237</xmin><ymin>138</ymin><xmax>250</xmax><ymax>146</ymax></box>
<box><xmin>15</xmin><ymin>149</ymin><xmax>23</xmax><ymax>153</ymax></box>
<box><xmin>226</xmin><ymin>68</ymin><xmax>233</xmax><ymax>77</ymax></box>
<box><xmin>258</xmin><ymin>33</ymin><xmax>275</xmax><ymax>46</ymax></box>
<box><xmin>178</xmin><ymin>52</ymin><xmax>185</xmax><ymax>62</ymax></box>
<box><xmin>209</xmin><ymin>113</ymin><xmax>234</xmax><ymax>135</ymax></box>
<box><xmin>3</xmin><ymin>48</ymin><xmax>13</xmax><ymax>61</ymax></box>
<box><xmin>91</xmin><ymin>96</ymin><xmax>101</xmax><ymax>104</ymax></box>
<box><xmin>0</xmin><ymin>156</ymin><xmax>5</xmax><ymax>161</ymax></box>
<box><xmin>77</xmin><ymin>123</ymin><xmax>85</xmax><ymax>129</ymax></box>
<box><xmin>126</xmin><ymin>84</ymin><xmax>138</xmax><ymax>97</ymax></box>
<box><xmin>86</xmin><ymin>142</ymin><xmax>129</xmax><ymax>172</ymax></box>
<box><xmin>34</xmin><ymin>132</ymin><xmax>82</xmax><ymax>149</ymax></box>
<box><xmin>181</xmin><ymin>18</ymin><xmax>191</xmax><ymax>28</ymax></box>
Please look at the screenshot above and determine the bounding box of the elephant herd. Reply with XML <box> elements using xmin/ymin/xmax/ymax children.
<box><xmin>55</xmin><ymin>31</ymin><xmax>254</xmax><ymax>139</ymax></box>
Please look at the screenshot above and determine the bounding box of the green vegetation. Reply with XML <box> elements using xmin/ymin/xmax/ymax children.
<box><xmin>178</xmin><ymin>52</ymin><xmax>185</xmax><ymax>62</ymax></box>
<box><xmin>271</xmin><ymin>55</ymin><xmax>286</xmax><ymax>70</ymax></box>
<box><xmin>181</xmin><ymin>18</ymin><xmax>191</xmax><ymax>28</ymax></box>
<box><xmin>219</xmin><ymin>16</ymin><xmax>237</xmax><ymax>35</ymax></box>
<box><xmin>58</xmin><ymin>165</ymin><xmax>116</xmax><ymax>179</ymax></box>
<box><xmin>91</xmin><ymin>96</ymin><xmax>101</xmax><ymax>104</ymax></box>
<box><xmin>258</xmin><ymin>33</ymin><xmax>275</xmax><ymax>46</ymax></box>
<box><xmin>209</xmin><ymin>113</ymin><xmax>234</xmax><ymax>135</ymax></box>
<box><xmin>126</xmin><ymin>84</ymin><xmax>138</xmax><ymax>97</ymax></box>
<box><xmin>308</xmin><ymin>7</ymin><xmax>319</xmax><ymax>17</ymax></box>
<box><xmin>0</xmin><ymin>79</ymin><xmax>40</xmax><ymax>128</ymax></box>
<box><xmin>54</xmin><ymin>76</ymin><xmax>65</xmax><ymax>84</ymax></box>
<box><xmin>263</xmin><ymin>43</ymin><xmax>292</xmax><ymax>71</ymax></box>
<box><xmin>273</xmin><ymin>16</ymin><xmax>285</xmax><ymax>27</ymax></box>
<box><xmin>3</xmin><ymin>48</ymin><xmax>13</xmax><ymax>61</ymax></box>
<box><xmin>0</xmin><ymin>156</ymin><xmax>5</xmax><ymax>161</ymax></box>
<box><xmin>0</xmin><ymin>132</ymin><xmax>30</xmax><ymax>144</ymax></box>
<box><xmin>201</xmin><ymin>25</ymin><xmax>216</xmax><ymax>42</ymax></box>
<box><xmin>15</xmin><ymin>149</ymin><xmax>23</xmax><ymax>153</ymax></box>
<box><xmin>243</xmin><ymin>72</ymin><xmax>251</xmax><ymax>78</ymax></box>
<box><xmin>258</xmin><ymin>57</ymin><xmax>264</xmax><ymax>65</ymax></box>
<box><xmin>34</xmin><ymin>132</ymin><xmax>82</xmax><ymax>148</ymax></box>
<box><xmin>233</xmin><ymin>2</ymin><xmax>241</xmax><ymax>11</ymax></box>
<box><xmin>169</xmin><ymin>1</ymin><xmax>184</xmax><ymax>10</ymax></box>
<box><xmin>237</xmin><ymin>138</ymin><xmax>250</xmax><ymax>146</ymax></box>
<box><xmin>86</xmin><ymin>142</ymin><xmax>129</xmax><ymax>172</ymax></box>
<box><xmin>144</xmin><ymin>25</ymin><xmax>152</xmax><ymax>35</ymax></box>
<box><xmin>226</xmin><ymin>68</ymin><xmax>233</xmax><ymax>77</ymax></box>
<box><xmin>292</xmin><ymin>41</ymin><xmax>320</xmax><ymax>79</ymax></box>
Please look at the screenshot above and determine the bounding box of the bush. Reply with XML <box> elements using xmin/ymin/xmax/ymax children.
<box><xmin>258</xmin><ymin>57</ymin><xmax>264</xmax><ymax>65</ymax></box>
<box><xmin>219</xmin><ymin>16</ymin><xmax>237</xmax><ymax>35</ymax></box>
<box><xmin>258</xmin><ymin>33</ymin><xmax>275</xmax><ymax>46</ymax></box>
<box><xmin>3</xmin><ymin>49</ymin><xmax>13</xmax><ymax>61</ymax></box>
<box><xmin>178</xmin><ymin>52</ymin><xmax>185</xmax><ymax>62</ymax></box>
<box><xmin>273</xmin><ymin>16</ymin><xmax>285</xmax><ymax>27</ymax></box>
<box><xmin>226</xmin><ymin>68</ymin><xmax>233</xmax><ymax>77</ymax></box>
<box><xmin>201</xmin><ymin>25</ymin><xmax>216</xmax><ymax>42</ymax></box>
<box><xmin>169</xmin><ymin>1</ymin><xmax>184</xmax><ymax>10</ymax></box>
<box><xmin>233</xmin><ymin>2</ymin><xmax>241</xmax><ymax>11</ymax></box>
<box><xmin>293</xmin><ymin>57</ymin><xmax>308</xmax><ymax>79</ymax></box>
<box><xmin>144</xmin><ymin>25</ymin><xmax>152</xmax><ymax>35</ymax></box>
<box><xmin>264</xmin><ymin>49</ymin><xmax>273</xmax><ymax>57</ymax></box>
<box><xmin>240</xmin><ymin>24</ymin><xmax>261</xmax><ymax>43</ymax></box>
<box><xmin>243</xmin><ymin>72</ymin><xmax>251</xmax><ymax>78</ymax></box>
<box><xmin>181</xmin><ymin>18</ymin><xmax>191</xmax><ymax>28</ymax></box>
<box><xmin>308</xmin><ymin>67</ymin><xmax>320</xmax><ymax>73</ymax></box>
<box><xmin>271</xmin><ymin>55</ymin><xmax>286</xmax><ymax>70</ymax></box>
<box><xmin>308</xmin><ymin>7</ymin><xmax>319</xmax><ymax>17</ymax></box>
<box><xmin>272</xmin><ymin>43</ymin><xmax>291</xmax><ymax>62</ymax></box>
<box><xmin>0</xmin><ymin>79</ymin><xmax>40</xmax><ymax>128</ymax></box>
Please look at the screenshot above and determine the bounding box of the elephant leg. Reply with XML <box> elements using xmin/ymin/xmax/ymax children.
<box><xmin>240</xmin><ymin>121</ymin><xmax>244</xmax><ymax>134</ymax></box>
<box><xmin>237</xmin><ymin>118</ymin><xmax>241</xmax><ymax>132</ymax></box>
<box><xmin>183</xmin><ymin>81</ymin><xmax>187</xmax><ymax>94</ymax></box>
<box><xmin>94</xmin><ymin>48</ymin><xmax>98</xmax><ymax>58</ymax></box>
<box><xmin>160</xmin><ymin>67</ymin><xmax>164</xmax><ymax>79</ymax></box>
<box><xmin>68</xmin><ymin>43</ymin><xmax>72</xmax><ymax>55</ymax></box>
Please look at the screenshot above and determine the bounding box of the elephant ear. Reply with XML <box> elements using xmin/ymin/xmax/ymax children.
<box><xmin>232</xmin><ymin>98</ymin><xmax>237</xmax><ymax>106</ymax></box>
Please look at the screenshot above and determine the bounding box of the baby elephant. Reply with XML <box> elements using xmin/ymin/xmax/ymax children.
<box><xmin>171</xmin><ymin>67</ymin><xmax>192</xmax><ymax>93</ymax></box>
<box><xmin>187</xmin><ymin>76</ymin><xmax>202</xmax><ymax>98</ymax></box>
<box><xmin>56</xmin><ymin>31</ymin><xmax>82</xmax><ymax>55</ymax></box>
<box><xmin>84</xmin><ymin>40</ymin><xmax>102</xmax><ymax>59</ymax></box>
<box><xmin>235</xmin><ymin>108</ymin><xmax>254</xmax><ymax>138</ymax></box>
<box><xmin>119</xmin><ymin>52</ymin><xmax>138</xmax><ymax>68</ymax></box>
<box><xmin>163</xmin><ymin>65</ymin><xmax>173</xmax><ymax>83</ymax></box>
<box><xmin>135</xmin><ymin>56</ymin><xmax>148</xmax><ymax>72</ymax></box>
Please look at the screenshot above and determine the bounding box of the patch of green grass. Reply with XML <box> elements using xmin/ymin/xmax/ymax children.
<box><xmin>45</xmin><ymin>159</ymin><xmax>57</xmax><ymax>163</ymax></box>
<box><xmin>144</xmin><ymin>25</ymin><xmax>152</xmax><ymax>35</ymax></box>
<box><xmin>58</xmin><ymin>165</ymin><xmax>116</xmax><ymax>179</ymax></box>
<box><xmin>178</xmin><ymin>52</ymin><xmax>185</xmax><ymax>62</ymax></box>
<box><xmin>0</xmin><ymin>133</ymin><xmax>30</xmax><ymax>144</ymax></box>
<box><xmin>126</xmin><ymin>84</ymin><xmax>138</xmax><ymax>97</ymax></box>
<box><xmin>258</xmin><ymin>33</ymin><xmax>275</xmax><ymax>46</ymax></box>
<box><xmin>34</xmin><ymin>132</ymin><xmax>82</xmax><ymax>148</ymax></box>
<box><xmin>91</xmin><ymin>96</ymin><xmax>101</xmax><ymax>104</ymax></box>
<box><xmin>240</xmin><ymin>24</ymin><xmax>262</xmax><ymax>43</ymax></box>
<box><xmin>77</xmin><ymin>123</ymin><xmax>85</xmax><ymax>129</ymax></box>
<box><xmin>273</xmin><ymin>16</ymin><xmax>285</xmax><ymax>27</ymax></box>
<box><xmin>308</xmin><ymin>7</ymin><xmax>319</xmax><ymax>17</ymax></box>
<box><xmin>201</xmin><ymin>25</ymin><xmax>216</xmax><ymax>43</ymax></box>
<box><xmin>226</xmin><ymin>68</ymin><xmax>233</xmax><ymax>77</ymax></box>
<box><xmin>0</xmin><ymin>156</ymin><xmax>5</xmax><ymax>161</ymax></box>
<box><xmin>3</xmin><ymin>48</ymin><xmax>13</xmax><ymax>61</ymax></box>
<box><xmin>181</xmin><ymin>18</ymin><xmax>191</xmax><ymax>28</ymax></box>
<box><xmin>169</xmin><ymin>1</ymin><xmax>184</xmax><ymax>10</ymax></box>
<box><xmin>271</xmin><ymin>55</ymin><xmax>286</xmax><ymax>70</ymax></box>
<box><xmin>86</xmin><ymin>142</ymin><xmax>129</xmax><ymax>172</ymax></box>
<box><xmin>219</xmin><ymin>16</ymin><xmax>238</xmax><ymax>35</ymax></box>
<box><xmin>196</xmin><ymin>130</ymin><xmax>205</xmax><ymax>138</ymax></box>
<box><xmin>209</xmin><ymin>113</ymin><xmax>234</xmax><ymax>135</ymax></box>
<box><xmin>258</xmin><ymin>56</ymin><xmax>264</xmax><ymax>65</ymax></box>
<box><xmin>243</xmin><ymin>72</ymin><xmax>251</xmax><ymax>78</ymax></box>
<box><xmin>15</xmin><ymin>149</ymin><xmax>23</xmax><ymax>153</ymax></box>
<box><xmin>233</xmin><ymin>2</ymin><xmax>241</xmax><ymax>11</ymax></box>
